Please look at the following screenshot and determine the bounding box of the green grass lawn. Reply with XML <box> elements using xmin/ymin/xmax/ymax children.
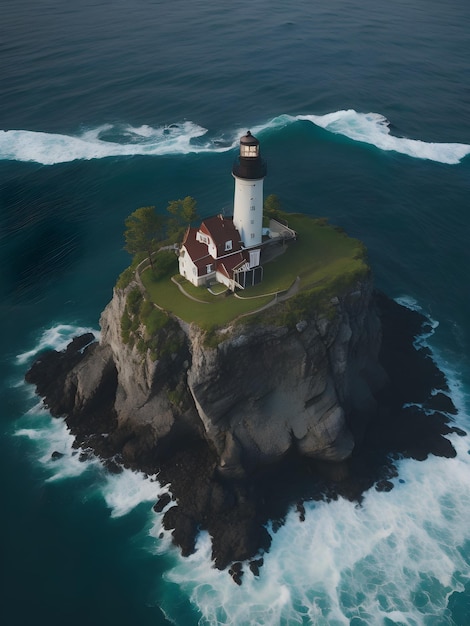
<box><xmin>139</xmin><ymin>213</ymin><xmax>368</xmax><ymax>330</ymax></box>
<box><xmin>142</xmin><ymin>269</ymin><xmax>273</xmax><ymax>329</ymax></box>
<box><xmin>240</xmin><ymin>214</ymin><xmax>367</xmax><ymax>297</ymax></box>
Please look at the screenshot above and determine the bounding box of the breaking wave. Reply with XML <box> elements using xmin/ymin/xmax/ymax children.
<box><xmin>16</xmin><ymin>323</ymin><xmax>99</xmax><ymax>365</ymax></box>
<box><xmin>295</xmin><ymin>111</ymin><xmax>470</xmax><ymax>165</ymax></box>
<box><xmin>156</xmin><ymin>298</ymin><xmax>470</xmax><ymax>625</ymax></box>
<box><xmin>15</xmin><ymin>315</ymin><xmax>470</xmax><ymax>625</ymax></box>
<box><xmin>0</xmin><ymin>121</ymin><xmax>214</xmax><ymax>165</ymax></box>
<box><xmin>2</xmin><ymin>110</ymin><xmax>469</xmax><ymax>165</ymax></box>
<box><xmin>15</xmin><ymin>322</ymin><xmax>163</xmax><ymax>513</ymax></box>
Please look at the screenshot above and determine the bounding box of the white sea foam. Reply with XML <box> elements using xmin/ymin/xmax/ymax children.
<box><xmin>15</xmin><ymin>322</ymin><xmax>101</xmax><ymax>482</ymax></box>
<box><xmin>296</xmin><ymin>110</ymin><xmax>470</xmax><ymax>164</ymax></box>
<box><xmin>15</xmin><ymin>386</ymin><xmax>162</xmax><ymax>504</ymax></box>
<box><xmin>16</xmin><ymin>323</ymin><xmax>99</xmax><ymax>365</ymax></box>
<box><xmin>3</xmin><ymin>111</ymin><xmax>469</xmax><ymax>165</ymax></box>
<box><xmin>101</xmin><ymin>470</ymin><xmax>161</xmax><ymax>518</ymax></box>
<box><xmin>160</xmin><ymin>439</ymin><xmax>470</xmax><ymax>626</ymax></box>
<box><xmin>0</xmin><ymin>122</ymin><xmax>221</xmax><ymax>165</ymax></box>
<box><xmin>14</xmin><ymin>409</ymin><xmax>100</xmax><ymax>481</ymax></box>
<box><xmin>159</xmin><ymin>306</ymin><xmax>470</xmax><ymax>626</ymax></box>
<box><xmin>17</xmin><ymin>321</ymin><xmax>164</xmax><ymax>516</ymax></box>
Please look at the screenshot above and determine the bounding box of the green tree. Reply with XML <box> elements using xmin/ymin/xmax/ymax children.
<box><xmin>124</xmin><ymin>206</ymin><xmax>164</xmax><ymax>270</ymax></box>
<box><xmin>166</xmin><ymin>196</ymin><xmax>199</xmax><ymax>243</ymax></box>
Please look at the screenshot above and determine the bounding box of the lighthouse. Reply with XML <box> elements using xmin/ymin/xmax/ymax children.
<box><xmin>232</xmin><ymin>131</ymin><xmax>267</xmax><ymax>248</ymax></box>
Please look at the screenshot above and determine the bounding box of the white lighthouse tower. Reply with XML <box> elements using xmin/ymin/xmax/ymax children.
<box><xmin>232</xmin><ymin>131</ymin><xmax>267</xmax><ymax>248</ymax></box>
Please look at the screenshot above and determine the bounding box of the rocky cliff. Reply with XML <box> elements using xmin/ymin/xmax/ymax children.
<box><xmin>26</xmin><ymin>272</ymin><xmax>461</xmax><ymax>575</ymax></box>
<box><xmin>84</xmin><ymin>272</ymin><xmax>385</xmax><ymax>476</ymax></box>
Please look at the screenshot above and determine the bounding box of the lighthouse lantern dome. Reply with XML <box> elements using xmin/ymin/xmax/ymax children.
<box><xmin>239</xmin><ymin>131</ymin><xmax>260</xmax><ymax>158</ymax></box>
<box><xmin>232</xmin><ymin>130</ymin><xmax>266</xmax><ymax>180</ymax></box>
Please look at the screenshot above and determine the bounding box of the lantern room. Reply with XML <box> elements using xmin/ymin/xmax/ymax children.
<box><xmin>239</xmin><ymin>131</ymin><xmax>260</xmax><ymax>158</ymax></box>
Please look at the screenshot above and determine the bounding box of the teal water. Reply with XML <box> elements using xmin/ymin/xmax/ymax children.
<box><xmin>1</xmin><ymin>1</ymin><xmax>470</xmax><ymax>624</ymax></box>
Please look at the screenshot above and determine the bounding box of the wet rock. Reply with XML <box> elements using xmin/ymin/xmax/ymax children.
<box><xmin>296</xmin><ymin>501</ymin><xmax>306</xmax><ymax>522</ymax></box>
<box><xmin>154</xmin><ymin>492</ymin><xmax>172</xmax><ymax>513</ymax></box>
<box><xmin>375</xmin><ymin>480</ymin><xmax>394</xmax><ymax>492</ymax></box>
<box><xmin>249</xmin><ymin>558</ymin><xmax>264</xmax><ymax>577</ymax></box>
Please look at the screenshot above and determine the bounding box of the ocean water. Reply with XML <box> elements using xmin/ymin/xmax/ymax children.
<box><xmin>1</xmin><ymin>1</ymin><xmax>470</xmax><ymax>624</ymax></box>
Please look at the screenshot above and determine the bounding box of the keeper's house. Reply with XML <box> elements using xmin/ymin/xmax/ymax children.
<box><xmin>178</xmin><ymin>131</ymin><xmax>266</xmax><ymax>291</ymax></box>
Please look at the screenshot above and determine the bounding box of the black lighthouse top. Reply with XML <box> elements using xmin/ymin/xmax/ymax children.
<box><xmin>232</xmin><ymin>131</ymin><xmax>267</xmax><ymax>180</ymax></box>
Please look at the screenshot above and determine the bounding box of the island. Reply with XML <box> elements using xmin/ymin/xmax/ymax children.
<box><xmin>25</xmin><ymin>132</ymin><xmax>463</xmax><ymax>583</ymax></box>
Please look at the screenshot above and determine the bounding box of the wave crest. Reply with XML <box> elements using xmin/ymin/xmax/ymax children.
<box><xmin>297</xmin><ymin>110</ymin><xmax>470</xmax><ymax>164</ymax></box>
<box><xmin>0</xmin><ymin>121</ymin><xmax>220</xmax><ymax>165</ymax></box>
<box><xmin>2</xmin><ymin>111</ymin><xmax>469</xmax><ymax>165</ymax></box>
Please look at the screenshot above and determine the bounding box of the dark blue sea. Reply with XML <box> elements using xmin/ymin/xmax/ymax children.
<box><xmin>2</xmin><ymin>1</ymin><xmax>470</xmax><ymax>624</ymax></box>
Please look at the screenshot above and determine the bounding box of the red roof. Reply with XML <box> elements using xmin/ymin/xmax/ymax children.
<box><xmin>181</xmin><ymin>227</ymin><xmax>213</xmax><ymax>276</ymax></box>
<box><xmin>200</xmin><ymin>215</ymin><xmax>242</xmax><ymax>258</ymax></box>
<box><xmin>217</xmin><ymin>251</ymin><xmax>249</xmax><ymax>278</ymax></box>
<box><xmin>182</xmin><ymin>227</ymin><xmax>210</xmax><ymax>261</ymax></box>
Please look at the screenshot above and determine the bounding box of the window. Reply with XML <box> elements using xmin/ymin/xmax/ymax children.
<box><xmin>206</xmin><ymin>264</ymin><xmax>213</xmax><ymax>274</ymax></box>
<box><xmin>225</xmin><ymin>240</ymin><xmax>232</xmax><ymax>251</ymax></box>
<box><xmin>250</xmin><ymin>219</ymin><xmax>254</xmax><ymax>224</ymax></box>
<box><xmin>241</xmin><ymin>145</ymin><xmax>258</xmax><ymax>157</ymax></box>
<box><xmin>250</xmin><ymin>205</ymin><xmax>256</xmax><ymax>211</ymax></box>
<box><xmin>250</xmin><ymin>233</ymin><xmax>255</xmax><ymax>239</ymax></box>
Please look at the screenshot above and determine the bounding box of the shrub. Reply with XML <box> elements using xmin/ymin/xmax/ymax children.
<box><xmin>139</xmin><ymin>299</ymin><xmax>154</xmax><ymax>320</ymax></box>
<box><xmin>127</xmin><ymin>288</ymin><xmax>142</xmax><ymax>315</ymax></box>
<box><xmin>153</xmin><ymin>250</ymin><xmax>178</xmax><ymax>280</ymax></box>
<box><xmin>145</xmin><ymin>308</ymin><xmax>168</xmax><ymax>336</ymax></box>
<box><xmin>121</xmin><ymin>309</ymin><xmax>132</xmax><ymax>343</ymax></box>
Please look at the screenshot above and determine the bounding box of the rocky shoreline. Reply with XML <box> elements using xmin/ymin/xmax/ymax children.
<box><xmin>25</xmin><ymin>291</ymin><xmax>464</xmax><ymax>581</ymax></box>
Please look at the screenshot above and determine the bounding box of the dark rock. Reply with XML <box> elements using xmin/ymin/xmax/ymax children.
<box><xmin>104</xmin><ymin>458</ymin><xmax>123</xmax><ymax>474</ymax></box>
<box><xmin>249</xmin><ymin>558</ymin><xmax>264</xmax><ymax>577</ymax></box>
<box><xmin>65</xmin><ymin>333</ymin><xmax>95</xmax><ymax>354</ymax></box>
<box><xmin>154</xmin><ymin>492</ymin><xmax>172</xmax><ymax>513</ymax></box>
<box><xmin>428</xmin><ymin>392</ymin><xmax>458</xmax><ymax>415</ymax></box>
<box><xmin>229</xmin><ymin>563</ymin><xmax>244</xmax><ymax>585</ymax></box>
<box><xmin>375</xmin><ymin>480</ymin><xmax>394</xmax><ymax>492</ymax></box>
<box><xmin>51</xmin><ymin>451</ymin><xmax>64</xmax><ymax>460</ymax></box>
<box><xmin>296</xmin><ymin>501</ymin><xmax>306</xmax><ymax>522</ymax></box>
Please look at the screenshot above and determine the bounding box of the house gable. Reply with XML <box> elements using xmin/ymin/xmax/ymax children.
<box><xmin>199</xmin><ymin>215</ymin><xmax>242</xmax><ymax>259</ymax></box>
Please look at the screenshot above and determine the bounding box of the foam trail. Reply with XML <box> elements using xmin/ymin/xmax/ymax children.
<box><xmin>296</xmin><ymin>110</ymin><xmax>470</xmax><ymax>164</ymax></box>
<box><xmin>16</xmin><ymin>323</ymin><xmax>98</xmax><ymax>365</ymax></box>
<box><xmin>3</xmin><ymin>112</ymin><xmax>469</xmax><ymax>165</ymax></box>
<box><xmin>0</xmin><ymin>122</ymin><xmax>223</xmax><ymax>165</ymax></box>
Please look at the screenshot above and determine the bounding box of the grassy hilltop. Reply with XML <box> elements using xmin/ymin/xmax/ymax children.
<box><xmin>134</xmin><ymin>213</ymin><xmax>369</xmax><ymax>332</ymax></box>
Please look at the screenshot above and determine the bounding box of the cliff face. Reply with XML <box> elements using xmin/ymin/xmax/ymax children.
<box><xmin>25</xmin><ymin>274</ymin><xmax>460</xmax><ymax>572</ymax></box>
<box><xmin>90</xmin><ymin>275</ymin><xmax>385</xmax><ymax>476</ymax></box>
